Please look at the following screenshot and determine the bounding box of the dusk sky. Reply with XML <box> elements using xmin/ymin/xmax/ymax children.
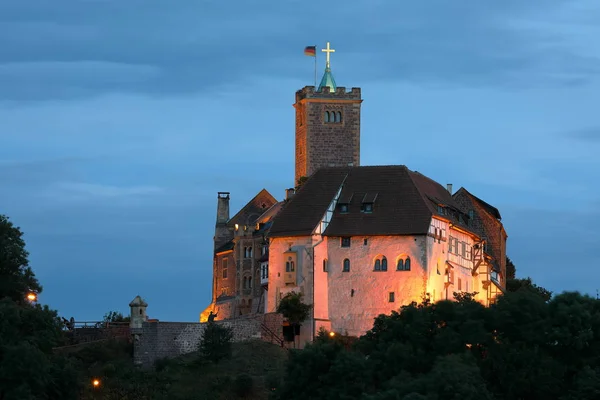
<box><xmin>2</xmin><ymin>1</ymin><xmax>599</xmax><ymax>322</ymax></box>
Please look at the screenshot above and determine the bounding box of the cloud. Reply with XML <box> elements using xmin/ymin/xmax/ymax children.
<box><xmin>1</xmin><ymin>0</ymin><xmax>599</xmax><ymax>101</ymax></box>
<box><xmin>565</xmin><ymin>127</ymin><xmax>600</xmax><ymax>142</ymax></box>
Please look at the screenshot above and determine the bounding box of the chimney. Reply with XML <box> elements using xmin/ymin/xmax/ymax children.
<box><xmin>446</xmin><ymin>184</ymin><xmax>453</xmax><ymax>194</ymax></box>
<box><xmin>216</xmin><ymin>192</ymin><xmax>230</xmax><ymax>225</ymax></box>
<box><xmin>285</xmin><ymin>188</ymin><xmax>295</xmax><ymax>200</ymax></box>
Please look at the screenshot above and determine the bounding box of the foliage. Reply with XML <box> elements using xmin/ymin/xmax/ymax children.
<box><xmin>506</xmin><ymin>256</ymin><xmax>516</xmax><ymax>280</ymax></box>
<box><xmin>234</xmin><ymin>373</ymin><xmax>254</xmax><ymax>397</ymax></box>
<box><xmin>199</xmin><ymin>321</ymin><xmax>234</xmax><ymax>364</ymax></box>
<box><xmin>506</xmin><ymin>276</ymin><xmax>553</xmax><ymax>301</ymax></box>
<box><xmin>0</xmin><ymin>214</ymin><xmax>41</xmax><ymax>303</ymax></box>
<box><xmin>102</xmin><ymin>310</ymin><xmax>130</xmax><ymax>323</ymax></box>
<box><xmin>0</xmin><ymin>214</ymin><xmax>81</xmax><ymax>400</ymax></box>
<box><xmin>277</xmin><ymin>290</ymin><xmax>600</xmax><ymax>400</ymax></box>
<box><xmin>276</xmin><ymin>291</ymin><xmax>312</xmax><ymax>326</ymax></box>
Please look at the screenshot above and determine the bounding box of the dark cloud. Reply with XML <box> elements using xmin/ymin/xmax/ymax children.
<box><xmin>0</xmin><ymin>0</ymin><xmax>597</xmax><ymax>101</ymax></box>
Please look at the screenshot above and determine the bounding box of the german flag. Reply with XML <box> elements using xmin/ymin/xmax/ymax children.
<box><xmin>304</xmin><ymin>46</ymin><xmax>316</xmax><ymax>57</ymax></box>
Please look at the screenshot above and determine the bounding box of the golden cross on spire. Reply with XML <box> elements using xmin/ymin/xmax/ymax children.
<box><xmin>321</xmin><ymin>41</ymin><xmax>335</xmax><ymax>69</ymax></box>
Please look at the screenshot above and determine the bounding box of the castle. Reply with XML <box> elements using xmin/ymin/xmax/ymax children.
<box><xmin>201</xmin><ymin>43</ymin><xmax>507</xmax><ymax>343</ymax></box>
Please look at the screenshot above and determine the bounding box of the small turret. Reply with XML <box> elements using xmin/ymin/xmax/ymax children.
<box><xmin>129</xmin><ymin>295</ymin><xmax>148</xmax><ymax>329</ymax></box>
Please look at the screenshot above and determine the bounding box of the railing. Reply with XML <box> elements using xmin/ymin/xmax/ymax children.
<box><xmin>260</xmin><ymin>322</ymin><xmax>285</xmax><ymax>348</ymax></box>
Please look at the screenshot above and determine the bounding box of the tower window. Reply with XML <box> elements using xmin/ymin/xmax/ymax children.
<box><xmin>324</xmin><ymin>110</ymin><xmax>342</xmax><ymax>124</ymax></box>
<box><xmin>222</xmin><ymin>258</ymin><xmax>228</xmax><ymax>279</ymax></box>
<box><xmin>335</xmin><ymin>111</ymin><xmax>342</xmax><ymax>123</ymax></box>
<box><xmin>325</xmin><ymin>111</ymin><xmax>331</xmax><ymax>123</ymax></box>
<box><xmin>343</xmin><ymin>258</ymin><xmax>350</xmax><ymax>272</ymax></box>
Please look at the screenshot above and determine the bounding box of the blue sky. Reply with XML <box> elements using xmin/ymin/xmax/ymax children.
<box><xmin>1</xmin><ymin>1</ymin><xmax>599</xmax><ymax>322</ymax></box>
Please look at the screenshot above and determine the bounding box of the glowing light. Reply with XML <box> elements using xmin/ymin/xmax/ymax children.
<box><xmin>92</xmin><ymin>379</ymin><xmax>101</xmax><ymax>388</ymax></box>
<box><xmin>234</xmin><ymin>224</ymin><xmax>239</xmax><ymax>231</ymax></box>
<box><xmin>329</xmin><ymin>331</ymin><xmax>335</xmax><ymax>337</ymax></box>
<box><xmin>26</xmin><ymin>293</ymin><xmax>37</xmax><ymax>302</ymax></box>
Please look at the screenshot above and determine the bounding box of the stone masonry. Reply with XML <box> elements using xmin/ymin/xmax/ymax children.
<box><xmin>294</xmin><ymin>86</ymin><xmax>362</xmax><ymax>185</ymax></box>
<box><xmin>132</xmin><ymin>313</ymin><xmax>283</xmax><ymax>368</ymax></box>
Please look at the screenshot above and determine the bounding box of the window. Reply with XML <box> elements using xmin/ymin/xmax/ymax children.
<box><xmin>458</xmin><ymin>277</ymin><xmax>462</xmax><ymax>291</ymax></box>
<box><xmin>248</xmin><ymin>277</ymin><xmax>252</xmax><ymax>289</ymax></box>
<box><xmin>262</xmin><ymin>246</ymin><xmax>267</xmax><ymax>255</ymax></box>
<box><xmin>222</xmin><ymin>258</ymin><xmax>228</xmax><ymax>279</ymax></box>
<box><xmin>261</xmin><ymin>263</ymin><xmax>268</xmax><ymax>279</ymax></box>
<box><xmin>285</xmin><ymin>257</ymin><xmax>295</xmax><ymax>272</ymax></box>
<box><xmin>389</xmin><ymin>292</ymin><xmax>395</xmax><ymax>302</ymax></box>
<box><xmin>363</xmin><ymin>238</ymin><xmax>368</xmax><ymax>246</ymax></box>
<box><xmin>397</xmin><ymin>256</ymin><xmax>411</xmax><ymax>271</ymax></box>
<box><xmin>468</xmin><ymin>210</ymin><xmax>474</xmax><ymax>219</ymax></box>
<box><xmin>339</xmin><ymin>203</ymin><xmax>349</xmax><ymax>213</ymax></box>
<box><xmin>343</xmin><ymin>258</ymin><xmax>350</xmax><ymax>272</ymax></box>
<box><xmin>248</xmin><ymin>247</ymin><xmax>253</xmax><ymax>258</ymax></box>
<box><xmin>374</xmin><ymin>256</ymin><xmax>387</xmax><ymax>271</ymax></box>
<box><xmin>325</xmin><ymin>111</ymin><xmax>331</xmax><ymax>122</ymax></box>
<box><xmin>335</xmin><ymin>111</ymin><xmax>342</xmax><ymax>123</ymax></box>
<box><xmin>361</xmin><ymin>203</ymin><xmax>373</xmax><ymax>213</ymax></box>
<box><xmin>323</xmin><ymin>259</ymin><xmax>328</xmax><ymax>272</ymax></box>
<box><xmin>341</xmin><ymin>237</ymin><xmax>351</xmax><ymax>247</ymax></box>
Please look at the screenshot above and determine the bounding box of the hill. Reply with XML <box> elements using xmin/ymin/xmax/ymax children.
<box><xmin>70</xmin><ymin>338</ymin><xmax>288</xmax><ymax>400</ymax></box>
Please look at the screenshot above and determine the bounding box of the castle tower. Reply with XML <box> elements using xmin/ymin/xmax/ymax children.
<box><xmin>294</xmin><ymin>42</ymin><xmax>362</xmax><ymax>186</ymax></box>
<box><xmin>214</xmin><ymin>192</ymin><xmax>231</xmax><ymax>250</ymax></box>
<box><xmin>129</xmin><ymin>295</ymin><xmax>148</xmax><ymax>329</ymax></box>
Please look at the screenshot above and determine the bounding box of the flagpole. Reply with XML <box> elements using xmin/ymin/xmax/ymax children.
<box><xmin>314</xmin><ymin>44</ymin><xmax>317</xmax><ymax>87</ymax></box>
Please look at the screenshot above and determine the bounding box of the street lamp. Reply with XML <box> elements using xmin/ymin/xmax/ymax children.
<box><xmin>92</xmin><ymin>379</ymin><xmax>101</xmax><ymax>388</ymax></box>
<box><xmin>329</xmin><ymin>331</ymin><xmax>335</xmax><ymax>338</ymax></box>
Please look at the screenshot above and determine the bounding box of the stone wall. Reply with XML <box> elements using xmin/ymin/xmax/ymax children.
<box><xmin>132</xmin><ymin>313</ymin><xmax>283</xmax><ymax>368</ymax></box>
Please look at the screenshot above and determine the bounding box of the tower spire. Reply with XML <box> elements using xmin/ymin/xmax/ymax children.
<box><xmin>318</xmin><ymin>41</ymin><xmax>337</xmax><ymax>92</ymax></box>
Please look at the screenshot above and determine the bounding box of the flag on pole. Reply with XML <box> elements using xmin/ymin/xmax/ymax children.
<box><xmin>304</xmin><ymin>46</ymin><xmax>316</xmax><ymax>57</ymax></box>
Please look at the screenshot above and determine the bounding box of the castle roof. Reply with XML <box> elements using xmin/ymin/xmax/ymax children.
<box><xmin>453</xmin><ymin>187</ymin><xmax>502</xmax><ymax>220</ymax></box>
<box><xmin>318</xmin><ymin>67</ymin><xmax>337</xmax><ymax>92</ymax></box>
<box><xmin>269</xmin><ymin>166</ymin><xmax>473</xmax><ymax>238</ymax></box>
<box><xmin>228</xmin><ymin>188</ymin><xmax>277</xmax><ymax>228</ymax></box>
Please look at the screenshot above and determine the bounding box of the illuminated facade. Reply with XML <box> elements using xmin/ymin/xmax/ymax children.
<box><xmin>201</xmin><ymin>43</ymin><xmax>507</xmax><ymax>344</ymax></box>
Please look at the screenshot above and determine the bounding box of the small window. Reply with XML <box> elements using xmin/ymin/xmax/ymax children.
<box><xmin>341</xmin><ymin>237</ymin><xmax>351</xmax><ymax>247</ymax></box>
<box><xmin>468</xmin><ymin>210</ymin><xmax>474</xmax><ymax>219</ymax></box>
<box><xmin>389</xmin><ymin>292</ymin><xmax>395</xmax><ymax>302</ymax></box>
<box><xmin>222</xmin><ymin>258</ymin><xmax>228</xmax><ymax>279</ymax></box>
<box><xmin>343</xmin><ymin>258</ymin><xmax>350</xmax><ymax>272</ymax></box>
<box><xmin>374</xmin><ymin>259</ymin><xmax>381</xmax><ymax>271</ymax></box>
<box><xmin>248</xmin><ymin>277</ymin><xmax>252</xmax><ymax>289</ymax></box>
<box><xmin>382</xmin><ymin>257</ymin><xmax>388</xmax><ymax>271</ymax></box>
<box><xmin>325</xmin><ymin>111</ymin><xmax>330</xmax><ymax>122</ymax></box>
<box><xmin>336</xmin><ymin>111</ymin><xmax>342</xmax><ymax>123</ymax></box>
<box><xmin>362</xmin><ymin>203</ymin><xmax>373</xmax><ymax>213</ymax></box>
<box><xmin>397</xmin><ymin>256</ymin><xmax>411</xmax><ymax>271</ymax></box>
<box><xmin>339</xmin><ymin>203</ymin><xmax>349</xmax><ymax>213</ymax></box>
<box><xmin>363</xmin><ymin>238</ymin><xmax>368</xmax><ymax>246</ymax></box>
<box><xmin>458</xmin><ymin>277</ymin><xmax>462</xmax><ymax>291</ymax></box>
<box><xmin>323</xmin><ymin>259</ymin><xmax>328</xmax><ymax>272</ymax></box>
<box><xmin>374</xmin><ymin>256</ymin><xmax>387</xmax><ymax>271</ymax></box>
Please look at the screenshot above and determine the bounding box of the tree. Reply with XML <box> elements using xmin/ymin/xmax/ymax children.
<box><xmin>0</xmin><ymin>214</ymin><xmax>80</xmax><ymax>399</ymax></box>
<box><xmin>102</xmin><ymin>311</ymin><xmax>130</xmax><ymax>324</ymax></box>
<box><xmin>0</xmin><ymin>214</ymin><xmax>42</xmax><ymax>303</ymax></box>
<box><xmin>198</xmin><ymin>321</ymin><xmax>233</xmax><ymax>364</ymax></box>
<box><xmin>506</xmin><ymin>256</ymin><xmax>516</xmax><ymax>280</ymax></box>
<box><xmin>276</xmin><ymin>291</ymin><xmax>312</xmax><ymax>347</ymax></box>
<box><xmin>506</xmin><ymin>277</ymin><xmax>553</xmax><ymax>301</ymax></box>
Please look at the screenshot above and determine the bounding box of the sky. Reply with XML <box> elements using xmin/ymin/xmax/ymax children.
<box><xmin>1</xmin><ymin>0</ymin><xmax>600</xmax><ymax>322</ymax></box>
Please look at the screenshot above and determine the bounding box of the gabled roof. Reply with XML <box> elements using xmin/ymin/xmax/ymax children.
<box><xmin>453</xmin><ymin>187</ymin><xmax>502</xmax><ymax>220</ymax></box>
<box><xmin>215</xmin><ymin>240</ymin><xmax>234</xmax><ymax>254</ymax></box>
<box><xmin>268</xmin><ymin>168</ymin><xmax>349</xmax><ymax>237</ymax></box>
<box><xmin>269</xmin><ymin>166</ymin><xmax>473</xmax><ymax>238</ymax></box>
<box><xmin>324</xmin><ymin>166</ymin><xmax>468</xmax><ymax>236</ymax></box>
<box><xmin>228</xmin><ymin>189</ymin><xmax>277</xmax><ymax>227</ymax></box>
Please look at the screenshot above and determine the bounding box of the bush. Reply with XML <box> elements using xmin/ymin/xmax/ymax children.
<box><xmin>265</xmin><ymin>372</ymin><xmax>281</xmax><ymax>392</ymax></box>
<box><xmin>234</xmin><ymin>373</ymin><xmax>253</xmax><ymax>397</ymax></box>
<box><xmin>198</xmin><ymin>321</ymin><xmax>233</xmax><ymax>364</ymax></box>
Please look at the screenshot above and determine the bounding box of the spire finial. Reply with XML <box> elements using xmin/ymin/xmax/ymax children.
<box><xmin>321</xmin><ymin>41</ymin><xmax>336</xmax><ymax>69</ymax></box>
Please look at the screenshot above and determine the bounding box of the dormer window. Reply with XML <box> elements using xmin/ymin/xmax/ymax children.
<box><xmin>339</xmin><ymin>203</ymin><xmax>349</xmax><ymax>213</ymax></box>
<box><xmin>361</xmin><ymin>192</ymin><xmax>378</xmax><ymax>213</ymax></box>
<box><xmin>362</xmin><ymin>203</ymin><xmax>373</xmax><ymax>213</ymax></box>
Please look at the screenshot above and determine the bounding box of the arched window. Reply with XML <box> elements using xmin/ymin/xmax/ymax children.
<box><xmin>325</xmin><ymin>111</ymin><xmax>330</xmax><ymax>122</ymax></box>
<box><xmin>335</xmin><ymin>111</ymin><xmax>342</xmax><ymax>122</ymax></box>
<box><xmin>248</xmin><ymin>247</ymin><xmax>253</xmax><ymax>258</ymax></box>
<box><xmin>397</xmin><ymin>256</ymin><xmax>411</xmax><ymax>271</ymax></box>
<box><xmin>285</xmin><ymin>261</ymin><xmax>290</xmax><ymax>272</ymax></box>
<box><xmin>343</xmin><ymin>258</ymin><xmax>350</xmax><ymax>272</ymax></box>
<box><xmin>248</xmin><ymin>277</ymin><xmax>252</xmax><ymax>289</ymax></box>
<box><xmin>374</xmin><ymin>255</ymin><xmax>387</xmax><ymax>271</ymax></box>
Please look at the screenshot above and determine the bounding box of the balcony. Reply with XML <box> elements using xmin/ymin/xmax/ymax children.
<box><xmin>284</xmin><ymin>271</ymin><xmax>296</xmax><ymax>285</ymax></box>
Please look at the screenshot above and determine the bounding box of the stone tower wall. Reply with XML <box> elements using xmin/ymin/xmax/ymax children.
<box><xmin>294</xmin><ymin>86</ymin><xmax>362</xmax><ymax>185</ymax></box>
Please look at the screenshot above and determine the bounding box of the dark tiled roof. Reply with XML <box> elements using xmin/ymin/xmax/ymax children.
<box><xmin>269</xmin><ymin>165</ymin><xmax>473</xmax><ymax>238</ymax></box>
<box><xmin>454</xmin><ymin>188</ymin><xmax>502</xmax><ymax>220</ymax></box>
<box><xmin>215</xmin><ymin>240</ymin><xmax>234</xmax><ymax>254</ymax></box>
<box><xmin>268</xmin><ymin>168</ymin><xmax>349</xmax><ymax>237</ymax></box>
<box><xmin>325</xmin><ymin>166</ymin><xmax>467</xmax><ymax>236</ymax></box>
